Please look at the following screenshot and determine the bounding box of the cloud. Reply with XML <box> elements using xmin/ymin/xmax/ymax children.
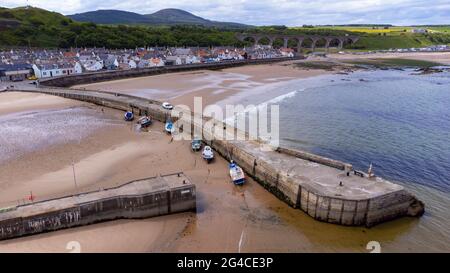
<box><xmin>2</xmin><ymin>0</ymin><xmax>450</xmax><ymax>25</ymax></box>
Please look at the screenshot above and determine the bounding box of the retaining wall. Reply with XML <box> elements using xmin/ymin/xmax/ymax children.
<box><xmin>9</xmin><ymin>88</ymin><xmax>424</xmax><ymax>227</ymax></box>
<box><xmin>0</xmin><ymin>174</ymin><xmax>196</xmax><ymax>240</ymax></box>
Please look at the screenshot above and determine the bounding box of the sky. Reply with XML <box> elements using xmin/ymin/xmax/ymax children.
<box><xmin>2</xmin><ymin>0</ymin><xmax>450</xmax><ymax>26</ymax></box>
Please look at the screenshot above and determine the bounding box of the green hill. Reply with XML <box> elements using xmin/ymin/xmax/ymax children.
<box><xmin>68</xmin><ymin>10</ymin><xmax>152</xmax><ymax>25</ymax></box>
<box><xmin>0</xmin><ymin>6</ymin><xmax>242</xmax><ymax>48</ymax></box>
<box><xmin>68</xmin><ymin>8</ymin><xmax>251</xmax><ymax>29</ymax></box>
<box><xmin>1</xmin><ymin>6</ymin><xmax>449</xmax><ymax>50</ymax></box>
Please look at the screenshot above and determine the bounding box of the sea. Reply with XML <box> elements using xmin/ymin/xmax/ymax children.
<box><xmin>224</xmin><ymin>67</ymin><xmax>450</xmax><ymax>252</ymax></box>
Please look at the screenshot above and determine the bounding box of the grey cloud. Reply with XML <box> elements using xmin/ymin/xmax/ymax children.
<box><xmin>2</xmin><ymin>0</ymin><xmax>449</xmax><ymax>25</ymax></box>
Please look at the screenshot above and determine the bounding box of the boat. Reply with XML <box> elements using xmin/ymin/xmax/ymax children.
<box><xmin>202</xmin><ymin>146</ymin><xmax>214</xmax><ymax>163</ymax></box>
<box><xmin>165</xmin><ymin>121</ymin><xmax>174</xmax><ymax>134</ymax></box>
<box><xmin>138</xmin><ymin>116</ymin><xmax>152</xmax><ymax>128</ymax></box>
<box><xmin>191</xmin><ymin>137</ymin><xmax>202</xmax><ymax>151</ymax></box>
<box><xmin>162</xmin><ymin>102</ymin><xmax>174</xmax><ymax>110</ymax></box>
<box><xmin>124</xmin><ymin>111</ymin><xmax>134</xmax><ymax>121</ymax></box>
<box><xmin>229</xmin><ymin>160</ymin><xmax>245</xmax><ymax>185</ymax></box>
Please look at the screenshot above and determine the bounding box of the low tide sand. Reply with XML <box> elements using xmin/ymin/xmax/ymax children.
<box><xmin>328</xmin><ymin>51</ymin><xmax>450</xmax><ymax>65</ymax></box>
<box><xmin>2</xmin><ymin>54</ymin><xmax>450</xmax><ymax>252</ymax></box>
<box><xmin>0</xmin><ymin>91</ymin><xmax>446</xmax><ymax>253</ymax></box>
<box><xmin>74</xmin><ymin>61</ymin><xmax>328</xmax><ymax>109</ymax></box>
<box><xmin>74</xmin><ymin>52</ymin><xmax>450</xmax><ymax>110</ymax></box>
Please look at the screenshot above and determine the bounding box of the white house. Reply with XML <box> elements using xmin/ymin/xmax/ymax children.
<box><xmin>82</xmin><ymin>59</ymin><xmax>104</xmax><ymax>72</ymax></box>
<box><xmin>149</xmin><ymin>57</ymin><xmax>164</xmax><ymax>67</ymax></box>
<box><xmin>183</xmin><ymin>55</ymin><xmax>201</xmax><ymax>64</ymax></box>
<box><xmin>128</xmin><ymin>59</ymin><xmax>137</xmax><ymax>69</ymax></box>
<box><xmin>32</xmin><ymin>62</ymin><xmax>82</xmax><ymax>79</ymax></box>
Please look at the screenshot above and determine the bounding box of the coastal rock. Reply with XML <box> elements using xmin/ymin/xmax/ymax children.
<box><xmin>407</xmin><ymin>199</ymin><xmax>425</xmax><ymax>217</ymax></box>
<box><xmin>414</xmin><ymin>67</ymin><xmax>444</xmax><ymax>75</ymax></box>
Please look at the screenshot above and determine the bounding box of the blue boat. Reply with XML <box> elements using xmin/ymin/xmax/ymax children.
<box><xmin>124</xmin><ymin>111</ymin><xmax>134</xmax><ymax>121</ymax></box>
<box><xmin>229</xmin><ymin>160</ymin><xmax>245</xmax><ymax>185</ymax></box>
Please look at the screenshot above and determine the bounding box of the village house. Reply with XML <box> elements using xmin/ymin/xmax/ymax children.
<box><xmin>0</xmin><ymin>63</ymin><xmax>33</xmax><ymax>81</ymax></box>
<box><xmin>32</xmin><ymin>62</ymin><xmax>82</xmax><ymax>79</ymax></box>
<box><xmin>165</xmin><ymin>56</ymin><xmax>182</xmax><ymax>66</ymax></box>
<box><xmin>149</xmin><ymin>57</ymin><xmax>165</xmax><ymax>67</ymax></box>
<box><xmin>98</xmin><ymin>54</ymin><xmax>119</xmax><ymax>70</ymax></box>
<box><xmin>280</xmin><ymin>47</ymin><xmax>295</xmax><ymax>57</ymax></box>
<box><xmin>81</xmin><ymin>58</ymin><xmax>104</xmax><ymax>72</ymax></box>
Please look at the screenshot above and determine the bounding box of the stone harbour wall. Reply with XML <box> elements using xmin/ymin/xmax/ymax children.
<box><xmin>9</xmin><ymin>88</ymin><xmax>424</xmax><ymax>227</ymax></box>
<box><xmin>0</xmin><ymin>176</ymin><xmax>196</xmax><ymax>241</ymax></box>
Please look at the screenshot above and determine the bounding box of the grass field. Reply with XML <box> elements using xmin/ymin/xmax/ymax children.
<box><xmin>291</xmin><ymin>25</ymin><xmax>450</xmax><ymax>50</ymax></box>
<box><xmin>313</xmin><ymin>26</ymin><xmax>414</xmax><ymax>34</ymax></box>
<box><xmin>425</xmin><ymin>26</ymin><xmax>450</xmax><ymax>33</ymax></box>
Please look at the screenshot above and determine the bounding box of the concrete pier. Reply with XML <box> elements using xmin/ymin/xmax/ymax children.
<box><xmin>0</xmin><ymin>173</ymin><xmax>196</xmax><ymax>241</ymax></box>
<box><xmin>8</xmin><ymin>87</ymin><xmax>424</xmax><ymax>227</ymax></box>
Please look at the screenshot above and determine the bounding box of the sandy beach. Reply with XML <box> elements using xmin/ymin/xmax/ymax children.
<box><xmin>74</xmin><ymin>60</ymin><xmax>329</xmax><ymax>109</ymax></box>
<box><xmin>74</xmin><ymin>52</ymin><xmax>450</xmax><ymax>110</ymax></box>
<box><xmin>1</xmin><ymin>91</ymin><xmax>444</xmax><ymax>253</ymax></box>
<box><xmin>2</xmin><ymin>53</ymin><xmax>450</xmax><ymax>252</ymax></box>
<box><xmin>328</xmin><ymin>52</ymin><xmax>450</xmax><ymax>65</ymax></box>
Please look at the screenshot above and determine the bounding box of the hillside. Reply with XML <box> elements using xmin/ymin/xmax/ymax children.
<box><xmin>0</xmin><ymin>6</ymin><xmax>242</xmax><ymax>48</ymax></box>
<box><xmin>1</xmin><ymin>6</ymin><xmax>449</xmax><ymax>50</ymax></box>
<box><xmin>69</xmin><ymin>8</ymin><xmax>251</xmax><ymax>29</ymax></box>
<box><xmin>68</xmin><ymin>10</ymin><xmax>151</xmax><ymax>25</ymax></box>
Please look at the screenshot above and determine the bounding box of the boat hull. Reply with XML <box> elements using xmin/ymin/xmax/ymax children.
<box><xmin>229</xmin><ymin>165</ymin><xmax>245</xmax><ymax>185</ymax></box>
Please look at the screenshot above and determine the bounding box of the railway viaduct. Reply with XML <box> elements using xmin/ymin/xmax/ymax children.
<box><xmin>236</xmin><ymin>33</ymin><xmax>360</xmax><ymax>51</ymax></box>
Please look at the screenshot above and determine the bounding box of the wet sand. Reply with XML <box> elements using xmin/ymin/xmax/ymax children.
<box><xmin>74</xmin><ymin>61</ymin><xmax>329</xmax><ymax>109</ymax></box>
<box><xmin>74</xmin><ymin>53</ymin><xmax>450</xmax><ymax>110</ymax></box>
<box><xmin>1</xmin><ymin>92</ymin><xmax>448</xmax><ymax>253</ymax></box>
<box><xmin>328</xmin><ymin>52</ymin><xmax>450</xmax><ymax>65</ymax></box>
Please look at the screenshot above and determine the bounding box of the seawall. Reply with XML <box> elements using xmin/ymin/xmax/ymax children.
<box><xmin>39</xmin><ymin>57</ymin><xmax>301</xmax><ymax>87</ymax></box>
<box><xmin>0</xmin><ymin>173</ymin><xmax>196</xmax><ymax>241</ymax></box>
<box><xmin>8</xmin><ymin>87</ymin><xmax>424</xmax><ymax>227</ymax></box>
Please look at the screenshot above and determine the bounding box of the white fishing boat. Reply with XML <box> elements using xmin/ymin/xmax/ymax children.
<box><xmin>229</xmin><ymin>160</ymin><xmax>245</xmax><ymax>185</ymax></box>
<box><xmin>202</xmin><ymin>146</ymin><xmax>214</xmax><ymax>163</ymax></box>
<box><xmin>162</xmin><ymin>102</ymin><xmax>174</xmax><ymax>110</ymax></box>
<box><xmin>191</xmin><ymin>137</ymin><xmax>202</xmax><ymax>151</ymax></box>
<box><xmin>138</xmin><ymin>116</ymin><xmax>152</xmax><ymax>128</ymax></box>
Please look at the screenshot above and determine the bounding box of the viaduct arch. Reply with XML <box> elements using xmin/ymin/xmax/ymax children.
<box><xmin>236</xmin><ymin>34</ymin><xmax>359</xmax><ymax>52</ymax></box>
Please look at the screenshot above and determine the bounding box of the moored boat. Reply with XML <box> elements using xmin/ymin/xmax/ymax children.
<box><xmin>202</xmin><ymin>146</ymin><xmax>214</xmax><ymax>163</ymax></box>
<box><xmin>124</xmin><ymin>111</ymin><xmax>134</xmax><ymax>121</ymax></box>
<box><xmin>138</xmin><ymin>116</ymin><xmax>152</xmax><ymax>128</ymax></box>
<box><xmin>191</xmin><ymin>137</ymin><xmax>202</xmax><ymax>151</ymax></box>
<box><xmin>165</xmin><ymin>121</ymin><xmax>174</xmax><ymax>134</ymax></box>
<box><xmin>229</xmin><ymin>160</ymin><xmax>245</xmax><ymax>185</ymax></box>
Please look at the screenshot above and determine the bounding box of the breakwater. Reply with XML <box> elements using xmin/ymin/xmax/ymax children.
<box><xmin>40</xmin><ymin>57</ymin><xmax>301</xmax><ymax>87</ymax></box>
<box><xmin>9</xmin><ymin>87</ymin><xmax>424</xmax><ymax>227</ymax></box>
<box><xmin>0</xmin><ymin>173</ymin><xmax>196</xmax><ymax>241</ymax></box>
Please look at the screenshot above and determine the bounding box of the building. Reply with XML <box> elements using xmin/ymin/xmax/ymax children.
<box><xmin>411</xmin><ymin>28</ymin><xmax>428</xmax><ymax>34</ymax></box>
<box><xmin>165</xmin><ymin>56</ymin><xmax>182</xmax><ymax>66</ymax></box>
<box><xmin>0</xmin><ymin>64</ymin><xmax>33</xmax><ymax>81</ymax></box>
<box><xmin>32</xmin><ymin>62</ymin><xmax>82</xmax><ymax>79</ymax></box>
<box><xmin>81</xmin><ymin>59</ymin><xmax>104</xmax><ymax>72</ymax></box>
